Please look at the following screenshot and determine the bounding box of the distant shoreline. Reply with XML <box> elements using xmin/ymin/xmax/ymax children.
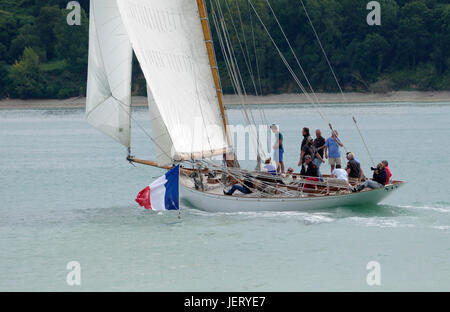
<box><xmin>1</xmin><ymin>91</ymin><xmax>449</xmax><ymax>109</ymax></box>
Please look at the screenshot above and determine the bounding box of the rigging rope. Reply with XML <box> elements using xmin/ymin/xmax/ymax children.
<box><xmin>247</xmin><ymin>0</ymin><xmax>325</xmax><ymax>122</ymax></box>
<box><xmin>263</xmin><ymin>0</ymin><xmax>349</xmax><ymax>159</ymax></box>
<box><xmin>210</xmin><ymin>0</ymin><xmax>268</xmax><ymax>160</ymax></box>
<box><xmin>249</xmin><ymin>0</ymin><xmax>355</xmax><ymax>163</ymax></box>
<box><xmin>195</xmin><ymin>159</ymin><xmax>350</xmax><ymax>197</ymax></box>
<box><xmin>217</xmin><ymin>0</ymin><xmax>262</xmax><ymax>126</ymax></box>
<box><xmin>248</xmin><ymin>1</ymin><xmax>263</xmax><ymax>97</ymax></box>
<box><xmin>298</xmin><ymin>0</ymin><xmax>375</xmax><ymax>166</ymax></box>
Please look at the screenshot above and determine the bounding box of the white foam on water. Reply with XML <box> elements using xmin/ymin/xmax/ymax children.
<box><xmin>398</xmin><ymin>204</ymin><xmax>450</xmax><ymax>213</ymax></box>
<box><xmin>184</xmin><ymin>208</ymin><xmax>335</xmax><ymax>224</ymax></box>
<box><xmin>347</xmin><ymin>216</ymin><xmax>415</xmax><ymax>228</ymax></box>
<box><xmin>430</xmin><ymin>225</ymin><xmax>450</xmax><ymax>230</ymax></box>
<box><xmin>301</xmin><ymin>214</ymin><xmax>335</xmax><ymax>225</ymax></box>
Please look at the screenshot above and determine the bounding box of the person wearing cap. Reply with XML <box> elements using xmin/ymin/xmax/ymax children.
<box><xmin>382</xmin><ymin>160</ymin><xmax>392</xmax><ymax>184</ymax></box>
<box><xmin>324</xmin><ymin>130</ymin><xmax>343</xmax><ymax>173</ymax></box>
<box><xmin>300</xmin><ymin>155</ymin><xmax>319</xmax><ymax>177</ymax></box>
<box><xmin>298</xmin><ymin>136</ymin><xmax>325</xmax><ymax>167</ymax></box>
<box><xmin>270</xmin><ymin>124</ymin><xmax>284</xmax><ymax>174</ymax></box>
<box><xmin>262</xmin><ymin>157</ymin><xmax>277</xmax><ymax>176</ymax></box>
<box><xmin>353</xmin><ymin>163</ymin><xmax>387</xmax><ymax>192</ymax></box>
<box><xmin>284</xmin><ymin>167</ymin><xmax>295</xmax><ymax>183</ymax></box>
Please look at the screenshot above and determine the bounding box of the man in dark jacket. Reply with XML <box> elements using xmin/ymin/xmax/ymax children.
<box><xmin>314</xmin><ymin>129</ymin><xmax>326</xmax><ymax>158</ymax></box>
<box><xmin>298</xmin><ymin>136</ymin><xmax>325</xmax><ymax>166</ymax></box>
<box><xmin>300</xmin><ymin>155</ymin><xmax>319</xmax><ymax>177</ymax></box>
<box><xmin>300</xmin><ymin>127</ymin><xmax>310</xmax><ymax>151</ymax></box>
<box><xmin>346</xmin><ymin>152</ymin><xmax>363</xmax><ymax>181</ymax></box>
<box><xmin>353</xmin><ymin>163</ymin><xmax>387</xmax><ymax>192</ymax></box>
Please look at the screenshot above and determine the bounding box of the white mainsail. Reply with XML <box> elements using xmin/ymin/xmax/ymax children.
<box><xmin>86</xmin><ymin>0</ymin><xmax>133</xmax><ymax>147</ymax></box>
<box><xmin>147</xmin><ymin>85</ymin><xmax>174</xmax><ymax>166</ymax></box>
<box><xmin>116</xmin><ymin>0</ymin><xmax>229</xmax><ymax>160</ymax></box>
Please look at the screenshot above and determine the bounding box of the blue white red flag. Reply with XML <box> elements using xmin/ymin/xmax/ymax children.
<box><xmin>135</xmin><ymin>165</ymin><xmax>180</xmax><ymax>210</ymax></box>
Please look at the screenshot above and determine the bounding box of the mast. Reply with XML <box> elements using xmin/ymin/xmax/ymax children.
<box><xmin>196</xmin><ymin>0</ymin><xmax>234</xmax><ymax>165</ymax></box>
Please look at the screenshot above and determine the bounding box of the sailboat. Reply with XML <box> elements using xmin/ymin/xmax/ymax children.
<box><xmin>86</xmin><ymin>0</ymin><xmax>405</xmax><ymax>213</ymax></box>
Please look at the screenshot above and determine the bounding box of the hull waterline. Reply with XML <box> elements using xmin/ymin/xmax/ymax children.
<box><xmin>181</xmin><ymin>182</ymin><xmax>405</xmax><ymax>212</ymax></box>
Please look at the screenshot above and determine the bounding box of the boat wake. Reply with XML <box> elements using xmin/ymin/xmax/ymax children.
<box><xmin>181</xmin><ymin>202</ymin><xmax>450</xmax><ymax>230</ymax></box>
<box><xmin>184</xmin><ymin>206</ymin><xmax>335</xmax><ymax>224</ymax></box>
<box><xmin>182</xmin><ymin>203</ymin><xmax>406</xmax><ymax>226</ymax></box>
<box><xmin>57</xmin><ymin>203</ymin><xmax>449</xmax><ymax>232</ymax></box>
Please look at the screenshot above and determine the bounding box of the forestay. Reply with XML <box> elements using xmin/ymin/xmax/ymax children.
<box><xmin>116</xmin><ymin>0</ymin><xmax>229</xmax><ymax>160</ymax></box>
<box><xmin>86</xmin><ymin>0</ymin><xmax>133</xmax><ymax>147</ymax></box>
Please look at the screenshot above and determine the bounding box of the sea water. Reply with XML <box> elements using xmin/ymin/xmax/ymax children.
<box><xmin>0</xmin><ymin>102</ymin><xmax>449</xmax><ymax>291</ymax></box>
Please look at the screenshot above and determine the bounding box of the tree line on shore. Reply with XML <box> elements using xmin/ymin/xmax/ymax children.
<box><xmin>0</xmin><ymin>0</ymin><xmax>449</xmax><ymax>99</ymax></box>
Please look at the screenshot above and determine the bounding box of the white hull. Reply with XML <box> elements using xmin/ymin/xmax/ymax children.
<box><xmin>181</xmin><ymin>182</ymin><xmax>405</xmax><ymax>212</ymax></box>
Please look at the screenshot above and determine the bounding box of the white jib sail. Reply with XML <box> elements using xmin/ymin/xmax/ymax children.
<box><xmin>116</xmin><ymin>0</ymin><xmax>229</xmax><ymax>159</ymax></box>
<box><xmin>86</xmin><ymin>0</ymin><xmax>133</xmax><ymax>147</ymax></box>
<box><xmin>147</xmin><ymin>85</ymin><xmax>174</xmax><ymax>166</ymax></box>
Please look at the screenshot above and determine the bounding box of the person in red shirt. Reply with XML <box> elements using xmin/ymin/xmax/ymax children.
<box><xmin>382</xmin><ymin>160</ymin><xmax>392</xmax><ymax>184</ymax></box>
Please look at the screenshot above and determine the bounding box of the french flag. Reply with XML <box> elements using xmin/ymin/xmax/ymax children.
<box><xmin>135</xmin><ymin>165</ymin><xmax>180</xmax><ymax>210</ymax></box>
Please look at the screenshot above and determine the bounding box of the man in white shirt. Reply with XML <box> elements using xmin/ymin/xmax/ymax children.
<box><xmin>332</xmin><ymin>164</ymin><xmax>348</xmax><ymax>182</ymax></box>
<box><xmin>327</xmin><ymin>164</ymin><xmax>351</xmax><ymax>193</ymax></box>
